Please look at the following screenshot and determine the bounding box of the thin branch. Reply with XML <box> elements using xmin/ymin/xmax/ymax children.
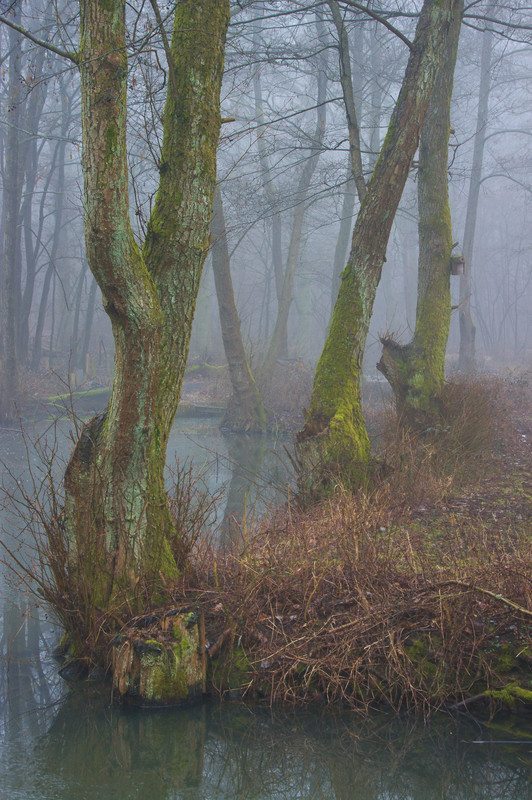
<box><xmin>339</xmin><ymin>0</ymin><xmax>414</xmax><ymax>49</ymax></box>
<box><xmin>0</xmin><ymin>15</ymin><xmax>79</xmax><ymax>64</ymax></box>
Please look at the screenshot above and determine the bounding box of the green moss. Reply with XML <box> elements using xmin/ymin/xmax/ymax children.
<box><xmin>210</xmin><ymin>645</ymin><xmax>252</xmax><ymax>694</ymax></box>
<box><xmin>105</xmin><ymin>122</ymin><xmax>118</xmax><ymax>157</ymax></box>
<box><xmin>484</xmin><ymin>683</ymin><xmax>532</xmax><ymax>709</ymax></box>
<box><xmin>115</xmin><ymin>617</ymin><xmax>204</xmax><ymax>705</ymax></box>
<box><xmin>494</xmin><ymin>643</ymin><xmax>518</xmax><ymax>674</ymax></box>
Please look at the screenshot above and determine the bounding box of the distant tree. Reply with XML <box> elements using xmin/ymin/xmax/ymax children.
<box><xmin>458</xmin><ymin>18</ymin><xmax>494</xmax><ymax>372</ymax></box>
<box><xmin>0</xmin><ymin>7</ymin><xmax>23</xmax><ymax>422</ymax></box>
<box><xmin>212</xmin><ymin>185</ymin><xmax>266</xmax><ymax>431</ymax></box>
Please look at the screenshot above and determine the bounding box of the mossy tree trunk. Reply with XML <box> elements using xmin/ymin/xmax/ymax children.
<box><xmin>211</xmin><ymin>186</ymin><xmax>266</xmax><ymax>431</ymax></box>
<box><xmin>64</xmin><ymin>0</ymin><xmax>229</xmax><ymax>604</ymax></box>
<box><xmin>297</xmin><ymin>0</ymin><xmax>462</xmax><ymax>494</ymax></box>
<box><xmin>377</xmin><ymin>0</ymin><xmax>463</xmax><ymax>425</ymax></box>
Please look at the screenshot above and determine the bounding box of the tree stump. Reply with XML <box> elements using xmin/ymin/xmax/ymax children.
<box><xmin>111</xmin><ymin>611</ymin><xmax>205</xmax><ymax>706</ymax></box>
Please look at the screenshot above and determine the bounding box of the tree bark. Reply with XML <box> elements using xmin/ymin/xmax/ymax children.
<box><xmin>211</xmin><ymin>186</ymin><xmax>266</xmax><ymax>431</ymax></box>
<box><xmin>458</xmin><ymin>18</ymin><xmax>494</xmax><ymax>372</ymax></box>
<box><xmin>297</xmin><ymin>0</ymin><xmax>462</xmax><ymax>494</ymax></box>
<box><xmin>63</xmin><ymin>0</ymin><xmax>229</xmax><ymax>604</ymax></box>
<box><xmin>378</xmin><ymin>0</ymin><xmax>463</xmax><ymax>424</ymax></box>
<box><xmin>328</xmin><ymin>1</ymin><xmax>366</xmax><ymax>201</ymax></box>
<box><xmin>331</xmin><ymin>173</ymin><xmax>357</xmax><ymax>309</ymax></box>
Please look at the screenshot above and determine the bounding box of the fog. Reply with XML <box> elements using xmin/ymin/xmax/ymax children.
<box><xmin>0</xmin><ymin>0</ymin><xmax>529</xmax><ymax>419</ymax></box>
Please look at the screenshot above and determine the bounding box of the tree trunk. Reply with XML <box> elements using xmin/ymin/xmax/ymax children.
<box><xmin>79</xmin><ymin>271</ymin><xmax>98</xmax><ymax>373</ymax></box>
<box><xmin>252</xmin><ymin>33</ymin><xmax>284</xmax><ymax>316</ymax></box>
<box><xmin>0</xmin><ymin>15</ymin><xmax>23</xmax><ymax>423</ymax></box>
<box><xmin>31</xmin><ymin>105</ymin><xmax>68</xmax><ymax>372</ymax></box>
<box><xmin>331</xmin><ymin>173</ymin><xmax>356</xmax><ymax>309</ymax></box>
<box><xmin>259</xmin><ymin>9</ymin><xmax>328</xmax><ymax>383</ymax></box>
<box><xmin>297</xmin><ymin>0</ymin><xmax>462</xmax><ymax>494</ymax></box>
<box><xmin>378</xmin><ymin>0</ymin><xmax>463</xmax><ymax>424</ymax></box>
<box><xmin>328</xmin><ymin>1</ymin><xmax>366</xmax><ymax>201</ymax></box>
<box><xmin>211</xmin><ymin>186</ymin><xmax>266</xmax><ymax>431</ymax></box>
<box><xmin>64</xmin><ymin>0</ymin><xmax>229</xmax><ymax>606</ymax></box>
<box><xmin>458</xmin><ymin>19</ymin><xmax>493</xmax><ymax>372</ymax></box>
<box><xmin>329</xmin><ymin>9</ymin><xmax>365</xmax><ymax>309</ymax></box>
<box><xmin>18</xmin><ymin>46</ymin><xmax>49</xmax><ymax>364</ymax></box>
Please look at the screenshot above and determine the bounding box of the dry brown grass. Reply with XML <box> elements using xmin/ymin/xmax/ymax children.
<box><xmin>181</xmin><ymin>377</ymin><xmax>531</xmax><ymax>714</ymax></box>
<box><xmin>374</xmin><ymin>376</ymin><xmax>522</xmax><ymax>506</ymax></box>
<box><xmin>187</xmin><ymin>484</ymin><xmax>530</xmax><ymax>714</ymax></box>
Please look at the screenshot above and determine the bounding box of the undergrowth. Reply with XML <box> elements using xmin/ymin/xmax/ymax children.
<box><xmin>1</xmin><ymin>377</ymin><xmax>530</xmax><ymax>715</ymax></box>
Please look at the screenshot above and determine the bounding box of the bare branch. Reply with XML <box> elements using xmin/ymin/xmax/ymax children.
<box><xmin>0</xmin><ymin>14</ymin><xmax>79</xmax><ymax>64</ymax></box>
<box><xmin>339</xmin><ymin>0</ymin><xmax>414</xmax><ymax>49</ymax></box>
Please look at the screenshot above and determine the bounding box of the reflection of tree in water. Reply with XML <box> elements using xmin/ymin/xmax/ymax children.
<box><xmin>0</xmin><ymin>600</ymin><xmax>63</xmax><ymax>762</ymax></box>
<box><xmin>28</xmin><ymin>696</ymin><xmax>530</xmax><ymax>800</ymax></box>
<box><xmin>219</xmin><ymin>433</ymin><xmax>289</xmax><ymax>551</ymax></box>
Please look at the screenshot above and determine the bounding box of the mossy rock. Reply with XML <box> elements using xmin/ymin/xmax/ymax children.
<box><xmin>111</xmin><ymin>613</ymin><xmax>204</xmax><ymax>706</ymax></box>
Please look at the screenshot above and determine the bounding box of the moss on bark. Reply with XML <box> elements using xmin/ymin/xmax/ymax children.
<box><xmin>112</xmin><ymin>613</ymin><xmax>204</xmax><ymax>706</ymax></box>
<box><xmin>378</xmin><ymin>3</ymin><xmax>463</xmax><ymax>426</ymax></box>
<box><xmin>65</xmin><ymin>0</ymin><xmax>230</xmax><ymax>611</ymax></box>
<box><xmin>297</xmin><ymin>0</ymin><xmax>462</xmax><ymax>496</ymax></box>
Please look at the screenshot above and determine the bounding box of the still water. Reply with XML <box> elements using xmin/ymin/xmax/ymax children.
<box><xmin>0</xmin><ymin>415</ymin><xmax>530</xmax><ymax>800</ymax></box>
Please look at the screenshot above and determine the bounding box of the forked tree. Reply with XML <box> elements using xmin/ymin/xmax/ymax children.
<box><xmin>378</xmin><ymin>0</ymin><xmax>464</xmax><ymax>423</ymax></box>
<box><xmin>296</xmin><ymin>0</ymin><xmax>463</xmax><ymax>494</ymax></box>
<box><xmin>1</xmin><ymin>0</ymin><xmax>230</xmax><ymax>602</ymax></box>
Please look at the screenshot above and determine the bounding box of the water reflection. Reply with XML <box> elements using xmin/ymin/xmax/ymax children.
<box><xmin>0</xmin><ymin>420</ymin><xmax>529</xmax><ymax>799</ymax></box>
<box><xmin>2</xmin><ymin>685</ymin><xmax>530</xmax><ymax>800</ymax></box>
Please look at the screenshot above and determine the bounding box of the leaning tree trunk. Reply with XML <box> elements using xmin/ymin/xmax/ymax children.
<box><xmin>64</xmin><ymin>0</ymin><xmax>229</xmax><ymax>607</ymax></box>
<box><xmin>377</xmin><ymin>0</ymin><xmax>463</xmax><ymax>425</ymax></box>
<box><xmin>211</xmin><ymin>186</ymin><xmax>266</xmax><ymax>431</ymax></box>
<box><xmin>297</xmin><ymin>0</ymin><xmax>462</xmax><ymax>495</ymax></box>
<box><xmin>458</xmin><ymin>18</ymin><xmax>493</xmax><ymax>372</ymax></box>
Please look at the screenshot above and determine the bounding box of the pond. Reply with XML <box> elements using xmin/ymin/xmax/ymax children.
<box><xmin>0</xmin><ymin>414</ymin><xmax>529</xmax><ymax>800</ymax></box>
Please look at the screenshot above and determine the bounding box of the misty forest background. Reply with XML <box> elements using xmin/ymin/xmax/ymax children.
<box><xmin>0</xmin><ymin>0</ymin><xmax>529</xmax><ymax>420</ymax></box>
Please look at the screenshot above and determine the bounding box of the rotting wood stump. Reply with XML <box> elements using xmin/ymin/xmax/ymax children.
<box><xmin>111</xmin><ymin>610</ymin><xmax>205</xmax><ymax>706</ymax></box>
